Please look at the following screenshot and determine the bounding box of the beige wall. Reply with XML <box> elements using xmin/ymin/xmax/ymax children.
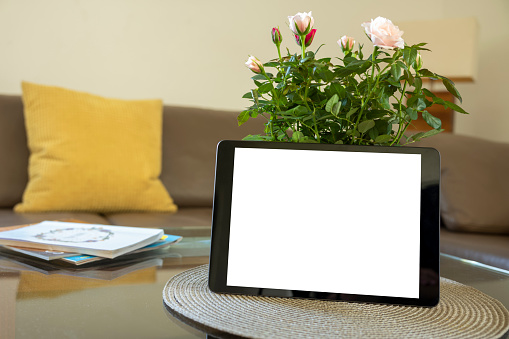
<box><xmin>0</xmin><ymin>0</ymin><xmax>507</xmax><ymax>142</ymax></box>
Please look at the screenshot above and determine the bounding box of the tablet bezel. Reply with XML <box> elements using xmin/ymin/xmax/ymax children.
<box><xmin>209</xmin><ymin>140</ymin><xmax>440</xmax><ymax>307</ymax></box>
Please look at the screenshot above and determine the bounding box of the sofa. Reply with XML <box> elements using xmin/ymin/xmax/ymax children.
<box><xmin>0</xmin><ymin>93</ymin><xmax>508</xmax><ymax>270</ymax></box>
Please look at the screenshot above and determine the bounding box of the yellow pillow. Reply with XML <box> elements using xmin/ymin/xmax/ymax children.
<box><xmin>15</xmin><ymin>82</ymin><xmax>178</xmax><ymax>213</ymax></box>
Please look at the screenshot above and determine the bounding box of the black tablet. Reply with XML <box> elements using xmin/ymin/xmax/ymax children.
<box><xmin>209</xmin><ymin>140</ymin><xmax>440</xmax><ymax>307</ymax></box>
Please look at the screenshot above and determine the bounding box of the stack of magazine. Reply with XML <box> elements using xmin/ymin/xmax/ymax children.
<box><xmin>0</xmin><ymin>220</ymin><xmax>182</xmax><ymax>266</ymax></box>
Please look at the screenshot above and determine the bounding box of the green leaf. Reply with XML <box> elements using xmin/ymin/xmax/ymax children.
<box><xmin>358</xmin><ymin>120</ymin><xmax>375</xmax><ymax>133</ymax></box>
<box><xmin>343</xmin><ymin>56</ymin><xmax>357</xmax><ymax>66</ymax></box>
<box><xmin>280</xmin><ymin>105</ymin><xmax>308</xmax><ymax>116</ymax></box>
<box><xmin>300</xmin><ymin>136</ymin><xmax>319</xmax><ymax>143</ymax></box>
<box><xmin>442</xmin><ymin>78</ymin><xmax>463</xmax><ymax>103</ymax></box>
<box><xmin>251</xmin><ymin>74</ymin><xmax>267</xmax><ymax>81</ymax></box>
<box><xmin>404</xmin><ymin>47</ymin><xmax>418</xmax><ymax>66</ymax></box>
<box><xmin>346</xmin><ymin>108</ymin><xmax>358</xmax><ymax>119</ymax></box>
<box><xmin>380</xmin><ymin>95</ymin><xmax>391</xmax><ymax>110</ymax></box>
<box><xmin>422</xmin><ymin>111</ymin><xmax>442</xmax><ymax>129</ymax></box>
<box><xmin>368</xmin><ymin>128</ymin><xmax>379</xmax><ymax>141</ymax></box>
<box><xmin>416</xmin><ymin>98</ymin><xmax>426</xmax><ymax>111</ymax></box>
<box><xmin>391</xmin><ymin>63</ymin><xmax>402</xmax><ymax>81</ymax></box>
<box><xmin>366</xmin><ymin>110</ymin><xmax>387</xmax><ymax>119</ymax></box>
<box><xmin>242</xmin><ymin>92</ymin><xmax>253</xmax><ymax>99</ymax></box>
<box><xmin>406</xmin><ymin>107</ymin><xmax>418</xmax><ymax>120</ymax></box>
<box><xmin>325</xmin><ymin>94</ymin><xmax>339</xmax><ymax>113</ymax></box>
<box><xmin>407</xmin><ymin>95</ymin><xmax>426</xmax><ymax>111</ymax></box>
<box><xmin>413</xmin><ymin>77</ymin><xmax>422</xmax><ymax>93</ymax></box>
<box><xmin>418</xmin><ymin>69</ymin><xmax>438</xmax><ymax>80</ymax></box>
<box><xmin>404</xmin><ymin>70</ymin><xmax>414</xmax><ymax>86</ymax></box>
<box><xmin>444</xmin><ymin>100</ymin><xmax>468</xmax><ymax>114</ymax></box>
<box><xmin>420</xmin><ymin>128</ymin><xmax>444</xmax><ymax>138</ymax></box>
<box><xmin>375</xmin><ymin>119</ymin><xmax>391</xmax><ymax>135</ymax></box>
<box><xmin>375</xmin><ymin>135</ymin><xmax>392</xmax><ymax>144</ymax></box>
<box><xmin>295</xmin><ymin>105</ymin><xmax>309</xmax><ymax>116</ymax></box>
<box><xmin>329</xmin><ymin>83</ymin><xmax>346</xmax><ymax>99</ymax></box>
<box><xmin>409</xmin><ymin>131</ymin><xmax>425</xmax><ymax>141</ymax></box>
<box><xmin>422</xmin><ymin>88</ymin><xmax>436</xmax><ymax>99</ymax></box>
<box><xmin>292</xmin><ymin>131</ymin><xmax>304</xmax><ymax>142</ymax></box>
<box><xmin>243</xmin><ymin>134</ymin><xmax>272</xmax><ymax>141</ymax></box>
<box><xmin>346</xmin><ymin>129</ymin><xmax>360</xmax><ymax>137</ymax></box>
<box><xmin>409</xmin><ymin>129</ymin><xmax>444</xmax><ymax>142</ymax></box>
<box><xmin>396</xmin><ymin>60</ymin><xmax>408</xmax><ymax>70</ymax></box>
<box><xmin>319</xmin><ymin>70</ymin><xmax>334</xmax><ymax>82</ymax></box>
<box><xmin>264</xmin><ymin>62</ymin><xmax>279</xmax><ymax>67</ymax></box>
<box><xmin>237</xmin><ymin>111</ymin><xmax>250</xmax><ymax>126</ymax></box>
<box><xmin>332</xmin><ymin>102</ymin><xmax>341</xmax><ymax>116</ymax></box>
<box><xmin>258</xmin><ymin>83</ymin><xmax>273</xmax><ymax>94</ymax></box>
<box><xmin>317</xmin><ymin>114</ymin><xmax>335</xmax><ymax>121</ymax></box>
<box><xmin>334</xmin><ymin>140</ymin><xmax>344</xmax><ymax>144</ymax></box>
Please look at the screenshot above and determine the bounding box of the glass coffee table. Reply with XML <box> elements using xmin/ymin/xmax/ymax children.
<box><xmin>1</xmin><ymin>226</ymin><xmax>508</xmax><ymax>339</ymax></box>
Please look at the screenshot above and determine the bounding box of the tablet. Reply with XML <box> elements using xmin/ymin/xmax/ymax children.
<box><xmin>209</xmin><ymin>140</ymin><xmax>440</xmax><ymax>307</ymax></box>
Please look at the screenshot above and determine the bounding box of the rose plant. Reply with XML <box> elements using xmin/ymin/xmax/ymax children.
<box><xmin>239</xmin><ymin>13</ymin><xmax>468</xmax><ymax>145</ymax></box>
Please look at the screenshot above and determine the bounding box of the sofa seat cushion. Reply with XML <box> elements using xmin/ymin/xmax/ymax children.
<box><xmin>105</xmin><ymin>207</ymin><xmax>212</xmax><ymax>229</ymax></box>
<box><xmin>0</xmin><ymin>209</ymin><xmax>110</xmax><ymax>227</ymax></box>
<box><xmin>15</xmin><ymin>82</ymin><xmax>177</xmax><ymax>213</ymax></box>
<box><xmin>440</xmin><ymin>227</ymin><xmax>509</xmax><ymax>270</ymax></box>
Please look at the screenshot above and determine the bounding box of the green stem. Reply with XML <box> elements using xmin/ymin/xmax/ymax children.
<box><xmin>300</xmin><ymin>78</ymin><xmax>320</xmax><ymax>142</ymax></box>
<box><xmin>353</xmin><ymin>48</ymin><xmax>379</xmax><ymax>143</ymax></box>
<box><xmin>312</xmin><ymin>107</ymin><xmax>321</xmax><ymax>142</ymax></box>
<box><xmin>391</xmin><ymin>81</ymin><xmax>408</xmax><ymax>146</ymax></box>
<box><xmin>262</xmin><ymin>70</ymin><xmax>282</xmax><ymax>141</ymax></box>
<box><xmin>301</xmin><ymin>35</ymin><xmax>306</xmax><ymax>59</ymax></box>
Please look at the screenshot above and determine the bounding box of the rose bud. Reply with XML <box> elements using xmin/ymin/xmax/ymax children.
<box><xmin>294</xmin><ymin>29</ymin><xmax>317</xmax><ymax>47</ymax></box>
<box><xmin>245</xmin><ymin>55</ymin><xmax>263</xmax><ymax>73</ymax></box>
<box><xmin>271</xmin><ymin>27</ymin><xmax>283</xmax><ymax>45</ymax></box>
<box><xmin>361</xmin><ymin>17</ymin><xmax>404</xmax><ymax>50</ymax></box>
<box><xmin>288</xmin><ymin>11</ymin><xmax>314</xmax><ymax>35</ymax></box>
<box><xmin>338</xmin><ymin>35</ymin><xmax>355</xmax><ymax>53</ymax></box>
<box><xmin>414</xmin><ymin>52</ymin><xmax>423</xmax><ymax>71</ymax></box>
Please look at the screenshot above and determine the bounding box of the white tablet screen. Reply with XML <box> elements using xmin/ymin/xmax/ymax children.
<box><xmin>227</xmin><ymin>147</ymin><xmax>421</xmax><ymax>299</ymax></box>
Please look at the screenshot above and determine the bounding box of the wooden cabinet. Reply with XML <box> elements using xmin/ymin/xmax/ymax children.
<box><xmin>406</xmin><ymin>91</ymin><xmax>454</xmax><ymax>132</ymax></box>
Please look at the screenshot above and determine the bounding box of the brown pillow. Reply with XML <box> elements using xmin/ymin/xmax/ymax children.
<box><xmin>416</xmin><ymin>133</ymin><xmax>509</xmax><ymax>234</ymax></box>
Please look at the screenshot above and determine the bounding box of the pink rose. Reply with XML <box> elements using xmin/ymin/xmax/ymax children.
<box><xmin>361</xmin><ymin>17</ymin><xmax>404</xmax><ymax>50</ymax></box>
<box><xmin>338</xmin><ymin>35</ymin><xmax>355</xmax><ymax>52</ymax></box>
<box><xmin>294</xmin><ymin>29</ymin><xmax>316</xmax><ymax>47</ymax></box>
<box><xmin>288</xmin><ymin>11</ymin><xmax>314</xmax><ymax>35</ymax></box>
<box><xmin>245</xmin><ymin>56</ymin><xmax>263</xmax><ymax>73</ymax></box>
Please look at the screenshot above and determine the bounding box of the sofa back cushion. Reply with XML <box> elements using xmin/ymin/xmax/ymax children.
<box><xmin>416</xmin><ymin>133</ymin><xmax>509</xmax><ymax>234</ymax></box>
<box><xmin>0</xmin><ymin>95</ymin><xmax>29</xmax><ymax>208</ymax></box>
<box><xmin>161</xmin><ymin>106</ymin><xmax>263</xmax><ymax>207</ymax></box>
<box><xmin>0</xmin><ymin>94</ymin><xmax>264</xmax><ymax>209</ymax></box>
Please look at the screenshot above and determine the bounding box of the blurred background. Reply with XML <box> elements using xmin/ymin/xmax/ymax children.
<box><xmin>0</xmin><ymin>0</ymin><xmax>507</xmax><ymax>142</ymax></box>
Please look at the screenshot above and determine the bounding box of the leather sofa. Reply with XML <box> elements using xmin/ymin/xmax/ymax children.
<box><xmin>0</xmin><ymin>94</ymin><xmax>508</xmax><ymax>270</ymax></box>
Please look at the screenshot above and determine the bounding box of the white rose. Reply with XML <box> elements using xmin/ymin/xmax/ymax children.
<box><xmin>288</xmin><ymin>11</ymin><xmax>314</xmax><ymax>35</ymax></box>
<box><xmin>338</xmin><ymin>35</ymin><xmax>355</xmax><ymax>52</ymax></box>
<box><xmin>361</xmin><ymin>17</ymin><xmax>404</xmax><ymax>50</ymax></box>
